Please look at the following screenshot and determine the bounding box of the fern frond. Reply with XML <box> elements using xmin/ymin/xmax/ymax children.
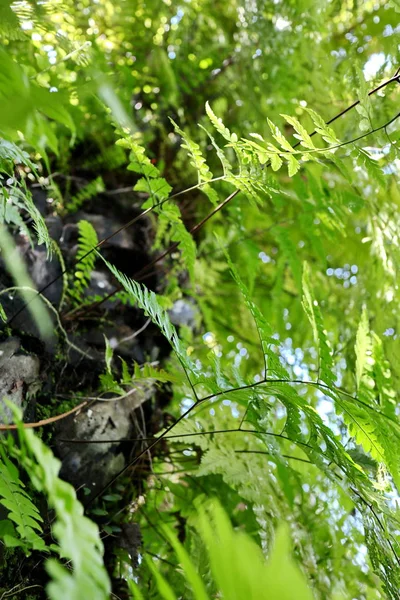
<box><xmin>267</xmin><ymin>118</ymin><xmax>295</xmax><ymax>153</ymax></box>
<box><xmin>341</xmin><ymin>401</ymin><xmax>386</xmax><ymax>461</ymax></box>
<box><xmin>99</xmin><ymin>255</ymin><xmax>198</xmax><ymax>379</ymax></box>
<box><xmin>281</xmin><ymin>114</ymin><xmax>315</xmax><ymax>149</ymax></box>
<box><xmin>0</xmin><ymin>188</ymin><xmax>33</xmax><ymax>244</ymax></box>
<box><xmin>355</xmin><ymin>307</ymin><xmax>372</xmax><ymax>391</ymax></box>
<box><xmin>301</xmin><ymin>262</ymin><xmax>335</xmax><ymax>386</ymax></box>
<box><xmin>171</xmin><ymin>119</ymin><xmax>213</xmax><ymax>185</ymax></box>
<box><xmin>0</xmin><ymin>139</ymin><xmax>35</xmax><ymax>172</ymax></box>
<box><xmin>0</xmin><ymin>139</ymin><xmax>52</xmax><ymax>253</ymax></box>
<box><xmin>224</xmin><ymin>250</ymin><xmax>289</xmax><ymax>379</ymax></box>
<box><xmin>0</xmin><ymin>3</ymin><xmax>26</xmax><ymax>40</ymax></box>
<box><xmin>198</xmin><ymin>503</ymin><xmax>313</xmax><ymax>600</ymax></box>
<box><xmin>152</xmin><ymin>201</ymin><xmax>196</xmax><ymax>279</ymax></box>
<box><xmin>273</xmin><ymin>226</ymin><xmax>302</xmax><ymax>290</ymax></box>
<box><xmin>67</xmin><ymin>176</ymin><xmax>105</xmax><ymax>213</ymax></box>
<box><xmin>357</xmin><ymin>148</ymin><xmax>386</xmax><ymax>188</ymax></box>
<box><xmin>171</xmin><ymin>221</ymin><xmax>196</xmax><ymax>281</ymax></box>
<box><xmin>69</xmin><ymin>220</ymin><xmax>98</xmax><ymax>304</ymax></box>
<box><xmin>13</xmin><ymin>419</ymin><xmax>110</xmax><ymax>599</ymax></box>
<box><xmin>134</xmin><ymin>176</ymin><xmax>172</xmax><ymax>204</ymax></box>
<box><xmin>23</xmin><ymin>187</ymin><xmax>53</xmax><ymax>252</ymax></box>
<box><xmin>283</xmin><ymin>403</ymin><xmax>303</xmax><ymax>441</ymax></box>
<box><xmin>285</xmin><ymin>152</ymin><xmax>301</xmax><ymax>177</ymax></box>
<box><xmin>82</xmin><ymin>144</ymin><xmax>126</xmax><ymax>171</ymax></box>
<box><xmin>0</xmin><ymin>182</ymin><xmax>52</xmax><ymax>254</ymax></box>
<box><xmin>132</xmin><ymin>500</ymin><xmax>314</xmax><ymax>599</ymax></box>
<box><xmin>132</xmin><ymin>362</ymin><xmax>177</xmax><ymax>384</ymax></box>
<box><xmin>0</xmin><ymin>455</ymin><xmax>46</xmax><ymax>553</ymax></box>
<box><xmin>116</xmin><ymin>137</ymin><xmax>159</xmax><ymax>178</ymax></box>
<box><xmin>116</xmin><ymin>132</ymin><xmax>173</xmax><ymax>211</ymax></box>
<box><xmin>246</xmin><ymin>135</ymin><xmax>281</xmax><ymax>169</ymax></box>
<box><xmin>337</xmin><ymin>395</ymin><xmax>400</xmax><ymax>492</ymax></box>
<box><xmin>171</xmin><ymin>119</ymin><xmax>219</xmax><ymax>205</ymax></box>
<box><xmin>364</xmin><ymin>511</ymin><xmax>400</xmax><ymax>599</ymax></box>
<box><xmin>238</xmin><ymin>106</ymin><xmax>343</xmax><ymax>179</ymax></box>
<box><xmin>372</xmin><ymin>334</ymin><xmax>396</xmax><ymax>418</ymax></box>
<box><xmin>304</xmin><ymin>108</ymin><xmax>339</xmax><ymax>145</ymax></box>
<box><xmin>199</xmin><ymin>124</ymin><xmax>233</xmax><ymax>179</ymax></box>
<box><xmin>205</xmin><ymin>102</ymin><xmax>237</xmax><ymax>143</ymax></box>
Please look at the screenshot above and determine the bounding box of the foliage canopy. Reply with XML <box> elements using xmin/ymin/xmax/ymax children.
<box><xmin>0</xmin><ymin>0</ymin><xmax>400</xmax><ymax>598</ymax></box>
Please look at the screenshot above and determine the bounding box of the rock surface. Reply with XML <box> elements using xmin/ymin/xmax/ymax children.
<box><xmin>55</xmin><ymin>381</ymin><xmax>154</xmax><ymax>497</ymax></box>
<box><xmin>0</xmin><ymin>337</ymin><xmax>40</xmax><ymax>423</ymax></box>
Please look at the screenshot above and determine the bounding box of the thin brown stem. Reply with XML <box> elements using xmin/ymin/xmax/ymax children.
<box><xmin>0</xmin><ymin>400</ymin><xmax>88</xmax><ymax>430</ymax></box>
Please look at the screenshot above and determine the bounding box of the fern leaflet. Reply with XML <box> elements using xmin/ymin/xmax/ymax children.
<box><xmin>301</xmin><ymin>262</ymin><xmax>335</xmax><ymax>386</ymax></box>
<box><xmin>6</xmin><ymin>405</ymin><xmax>111</xmax><ymax>599</ymax></box>
<box><xmin>355</xmin><ymin>307</ymin><xmax>372</xmax><ymax>391</ymax></box>
<box><xmin>69</xmin><ymin>219</ymin><xmax>98</xmax><ymax>304</ymax></box>
<box><xmin>99</xmin><ymin>255</ymin><xmax>199</xmax><ymax>379</ymax></box>
<box><xmin>0</xmin><ymin>455</ymin><xmax>46</xmax><ymax>553</ymax></box>
<box><xmin>224</xmin><ymin>249</ymin><xmax>289</xmax><ymax>379</ymax></box>
<box><xmin>66</xmin><ymin>176</ymin><xmax>105</xmax><ymax>213</ymax></box>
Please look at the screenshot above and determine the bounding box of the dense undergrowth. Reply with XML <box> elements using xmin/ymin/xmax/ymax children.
<box><xmin>0</xmin><ymin>1</ymin><xmax>400</xmax><ymax>598</ymax></box>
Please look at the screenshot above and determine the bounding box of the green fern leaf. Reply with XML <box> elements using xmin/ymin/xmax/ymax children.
<box><xmin>372</xmin><ymin>334</ymin><xmax>396</xmax><ymax>418</ymax></box>
<box><xmin>0</xmin><ymin>140</ymin><xmax>52</xmax><ymax>253</ymax></box>
<box><xmin>67</xmin><ymin>177</ymin><xmax>105</xmax><ymax>213</ymax></box>
<box><xmin>0</xmin><ymin>301</ymin><xmax>6</xmax><ymax>322</ymax></box>
<box><xmin>281</xmin><ymin>114</ymin><xmax>315</xmax><ymax>149</ymax></box>
<box><xmin>283</xmin><ymin>403</ymin><xmax>303</xmax><ymax>441</ymax></box>
<box><xmin>171</xmin><ymin>119</ymin><xmax>211</xmax><ymax>182</ymax></box>
<box><xmin>1</xmin><ymin>188</ymin><xmax>33</xmax><ymax>244</ymax></box>
<box><xmin>0</xmin><ymin>3</ymin><xmax>26</xmax><ymax>40</ymax></box>
<box><xmin>205</xmin><ymin>102</ymin><xmax>237</xmax><ymax>143</ymax></box>
<box><xmin>337</xmin><ymin>395</ymin><xmax>400</xmax><ymax>494</ymax></box>
<box><xmin>267</xmin><ymin>119</ymin><xmax>294</xmax><ymax>153</ymax></box>
<box><xmin>286</xmin><ymin>153</ymin><xmax>300</xmax><ymax>177</ymax></box>
<box><xmin>304</xmin><ymin>108</ymin><xmax>339</xmax><ymax>145</ymax></box>
<box><xmin>273</xmin><ymin>226</ymin><xmax>302</xmax><ymax>290</ymax></box>
<box><xmin>134</xmin><ymin>177</ymin><xmax>172</xmax><ymax>204</ymax></box>
<box><xmin>14</xmin><ymin>423</ymin><xmax>111</xmax><ymax>599</ymax></box>
<box><xmin>133</xmin><ymin>362</ymin><xmax>177</xmax><ymax>384</ymax></box>
<box><xmin>0</xmin><ymin>139</ymin><xmax>34</xmax><ymax>172</ymax></box>
<box><xmin>199</xmin><ymin>124</ymin><xmax>233</xmax><ymax>180</ymax></box>
<box><xmin>342</xmin><ymin>403</ymin><xmax>385</xmax><ymax>462</ymax></box>
<box><xmin>99</xmin><ymin>255</ymin><xmax>197</xmax><ymax>378</ymax></box>
<box><xmin>357</xmin><ymin>148</ymin><xmax>386</xmax><ymax>188</ymax></box>
<box><xmin>172</xmin><ymin>120</ymin><xmax>219</xmax><ymax>205</ymax></box>
<box><xmin>0</xmin><ymin>456</ymin><xmax>46</xmax><ymax>552</ymax></box>
<box><xmin>116</xmin><ymin>137</ymin><xmax>159</xmax><ymax>178</ymax></box>
<box><xmin>22</xmin><ymin>188</ymin><xmax>52</xmax><ymax>252</ymax></box>
<box><xmin>224</xmin><ymin>250</ymin><xmax>289</xmax><ymax>379</ymax></box>
<box><xmin>302</xmin><ymin>262</ymin><xmax>335</xmax><ymax>386</ymax></box>
<box><xmin>355</xmin><ymin>307</ymin><xmax>371</xmax><ymax>391</ymax></box>
<box><xmin>154</xmin><ymin>202</ymin><xmax>196</xmax><ymax>280</ymax></box>
<box><xmin>171</xmin><ymin>221</ymin><xmax>196</xmax><ymax>281</ymax></box>
<box><xmin>69</xmin><ymin>219</ymin><xmax>98</xmax><ymax>304</ymax></box>
<box><xmin>270</xmin><ymin>152</ymin><xmax>283</xmax><ymax>172</ymax></box>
